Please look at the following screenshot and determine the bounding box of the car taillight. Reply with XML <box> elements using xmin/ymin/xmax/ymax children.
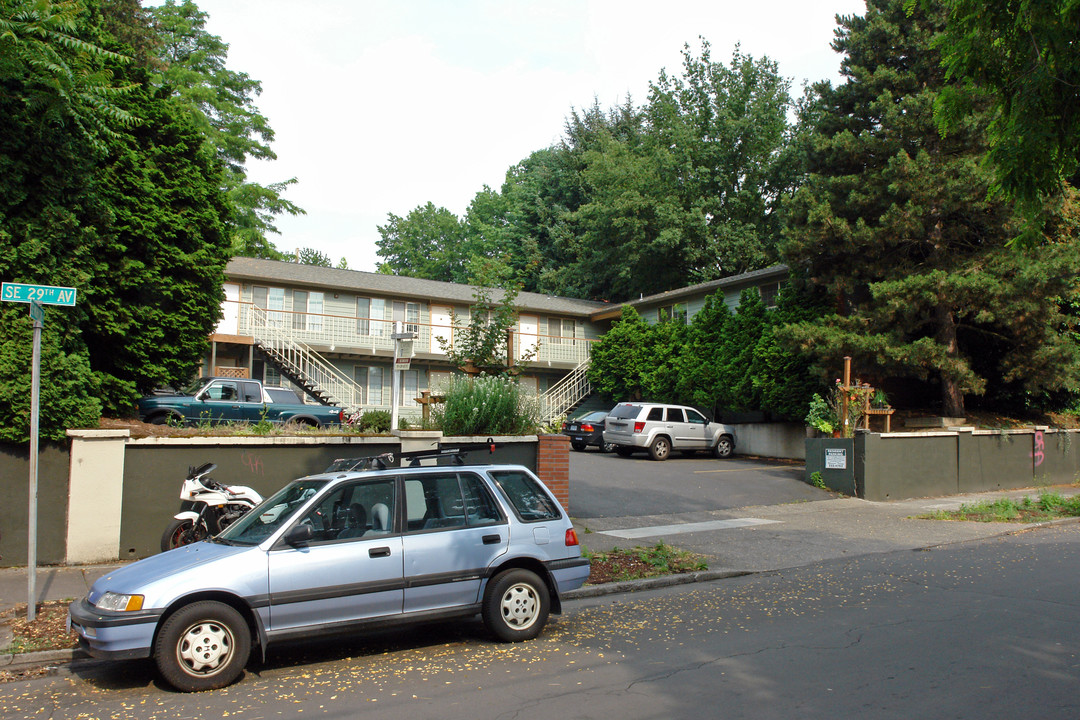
<box><xmin>337</xmin><ymin>410</ymin><xmax>344</xmax><ymax>423</ymax></box>
<box><xmin>561</xmin><ymin>422</ymin><xmax>569</xmax><ymax>431</ymax></box>
<box><xmin>565</xmin><ymin>528</ymin><xmax>579</xmax><ymax>546</ymax></box>
<box><xmin>634</xmin><ymin>421</ymin><xmax>646</xmax><ymax>433</ymax></box>
<box><xmin>580</xmin><ymin>423</ymin><xmax>594</xmax><ymax>432</ymax></box>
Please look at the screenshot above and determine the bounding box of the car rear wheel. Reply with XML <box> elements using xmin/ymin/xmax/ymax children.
<box><xmin>482</xmin><ymin>568</ymin><xmax>550</xmax><ymax>642</ymax></box>
<box><xmin>713</xmin><ymin>435</ymin><xmax>734</xmax><ymax>459</ymax></box>
<box><xmin>601</xmin><ymin>441</ymin><xmax>616</xmax><ymax>453</ymax></box>
<box><xmin>648</xmin><ymin>436</ymin><xmax>671</xmax><ymax>461</ymax></box>
<box><xmin>571</xmin><ymin>441</ymin><xmax>587</xmax><ymax>451</ymax></box>
<box><xmin>154</xmin><ymin>601</ymin><xmax>251</xmax><ymax>692</ymax></box>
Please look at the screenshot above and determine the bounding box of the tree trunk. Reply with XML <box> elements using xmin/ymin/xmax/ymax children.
<box><xmin>935</xmin><ymin>303</ymin><xmax>965</xmax><ymax>417</ymax></box>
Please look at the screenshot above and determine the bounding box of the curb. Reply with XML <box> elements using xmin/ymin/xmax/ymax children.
<box><xmin>1</xmin><ymin>647</ymin><xmax>85</xmax><ymax>671</ymax></box>
<box><xmin>563</xmin><ymin>569</ymin><xmax>752</xmax><ymax>600</ymax></box>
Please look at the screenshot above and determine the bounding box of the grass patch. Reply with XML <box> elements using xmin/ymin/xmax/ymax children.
<box><xmin>584</xmin><ymin>542</ymin><xmax>708</xmax><ymax>584</ymax></box>
<box><xmin>918</xmin><ymin>492</ymin><xmax>1080</xmax><ymax>523</ymax></box>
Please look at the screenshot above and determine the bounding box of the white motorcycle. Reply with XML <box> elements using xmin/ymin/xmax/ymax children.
<box><xmin>160</xmin><ymin>462</ymin><xmax>263</xmax><ymax>552</ymax></box>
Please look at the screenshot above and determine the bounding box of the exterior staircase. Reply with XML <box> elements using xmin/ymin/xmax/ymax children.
<box><xmin>249</xmin><ymin>306</ymin><xmax>363</xmax><ymax>408</ymax></box>
<box><xmin>540</xmin><ymin>358</ymin><xmax>592</xmax><ymax>425</ymax></box>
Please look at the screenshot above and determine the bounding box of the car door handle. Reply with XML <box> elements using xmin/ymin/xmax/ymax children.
<box><xmin>369</xmin><ymin>547</ymin><xmax>391</xmax><ymax>558</ymax></box>
<box><xmin>482</xmin><ymin>534</ymin><xmax>502</xmax><ymax>545</ymax></box>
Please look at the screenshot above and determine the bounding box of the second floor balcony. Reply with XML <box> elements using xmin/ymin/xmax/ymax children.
<box><xmin>223</xmin><ymin>301</ymin><xmax>594</xmax><ymax>368</ymax></box>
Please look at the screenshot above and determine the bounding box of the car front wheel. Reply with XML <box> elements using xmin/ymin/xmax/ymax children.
<box><xmin>154</xmin><ymin>601</ymin><xmax>251</xmax><ymax>692</ymax></box>
<box><xmin>713</xmin><ymin>435</ymin><xmax>734</xmax><ymax>459</ymax></box>
<box><xmin>648</xmin><ymin>436</ymin><xmax>671</xmax><ymax>461</ymax></box>
<box><xmin>482</xmin><ymin>568</ymin><xmax>550</xmax><ymax>642</ymax></box>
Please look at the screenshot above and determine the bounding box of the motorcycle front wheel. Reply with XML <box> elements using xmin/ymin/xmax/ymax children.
<box><xmin>161</xmin><ymin>518</ymin><xmax>209</xmax><ymax>552</ymax></box>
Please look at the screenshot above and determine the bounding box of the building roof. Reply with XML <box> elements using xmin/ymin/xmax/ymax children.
<box><xmin>589</xmin><ymin>264</ymin><xmax>790</xmax><ymax>321</ymax></box>
<box><xmin>226</xmin><ymin>257</ymin><xmax>612</xmax><ymax>317</ymax></box>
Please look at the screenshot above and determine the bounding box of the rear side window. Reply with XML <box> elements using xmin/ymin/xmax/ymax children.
<box><xmin>404</xmin><ymin>472</ymin><xmax>504</xmax><ymax>531</ymax></box>
<box><xmin>489</xmin><ymin>470</ymin><xmax>561</xmax><ymax>522</ymax></box>
<box><xmin>665</xmin><ymin>408</ymin><xmax>685</xmax><ymax>422</ymax></box>
<box><xmin>647</xmin><ymin>407</ymin><xmax>664</xmax><ymax>421</ymax></box>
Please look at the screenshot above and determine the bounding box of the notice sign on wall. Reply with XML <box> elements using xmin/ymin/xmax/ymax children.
<box><xmin>824</xmin><ymin>447</ymin><xmax>848</xmax><ymax>470</ymax></box>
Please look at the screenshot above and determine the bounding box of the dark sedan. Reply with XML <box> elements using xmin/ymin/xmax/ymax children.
<box><xmin>562</xmin><ymin>410</ymin><xmax>615</xmax><ymax>452</ymax></box>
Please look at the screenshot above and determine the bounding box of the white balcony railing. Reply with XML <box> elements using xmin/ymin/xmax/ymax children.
<box><xmin>231</xmin><ymin>301</ymin><xmax>594</xmax><ymax>366</ymax></box>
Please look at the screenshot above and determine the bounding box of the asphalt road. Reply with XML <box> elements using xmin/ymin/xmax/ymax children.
<box><xmin>569</xmin><ymin>446</ymin><xmax>818</xmax><ymax>518</ymax></box>
<box><xmin>7</xmin><ymin>524</ymin><xmax>1077</xmax><ymax>719</ymax></box>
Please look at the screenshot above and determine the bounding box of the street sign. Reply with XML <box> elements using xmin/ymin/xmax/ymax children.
<box><xmin>2</xmin><ymin>281</ymin><xmax>77</xmax><ymax>622</ymax></box>
<box><xmin>1</xmin><ymin>282</ymin><xmax>77</xmax><ymax>306</ymax></box>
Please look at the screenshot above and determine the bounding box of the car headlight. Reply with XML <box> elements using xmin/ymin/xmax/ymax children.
<box><xmin>95</xmin><ymin>592</ymin><xmax>145</xmax><ymax>612</ymax></box>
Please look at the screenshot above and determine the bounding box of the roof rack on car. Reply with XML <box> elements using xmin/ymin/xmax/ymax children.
<box><xmin>324</xmin><ymin>453</ymin><xmax>396</xmax><ymax>472</ymax></box>
<box><xmin>324</xmin><ymin>439</ymin><xmax>496</xmax><ymax>473</ymax></box>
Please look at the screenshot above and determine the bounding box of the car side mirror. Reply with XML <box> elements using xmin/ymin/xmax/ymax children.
<box><xmin>284</xmin><ymin>523</ymin><xmax>313</xmax><ymax>546</ymax></box>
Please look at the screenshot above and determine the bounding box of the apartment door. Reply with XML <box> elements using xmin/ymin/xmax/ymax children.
<box><xmin>430</xmin><ymin>305</ymin><xmax>453</xmax><ymax>354</ymax></box>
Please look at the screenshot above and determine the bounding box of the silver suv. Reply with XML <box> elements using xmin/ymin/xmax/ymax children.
<box><xmin>603</xmin><ymin>402</ymin><xmax>736</xmax><ymax>460</ymax></box>
<box><xmin>69</xmin><ymin>452</ymin><xmax>590</xmax><ymax>692</ymax></box>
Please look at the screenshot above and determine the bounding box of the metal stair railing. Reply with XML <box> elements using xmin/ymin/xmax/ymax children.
<box><xmin>540</xmin><ymin>358</ymin><xmax>591</xmax><ymax>425</ymax></box>
<box><xmin>249</xmin><ymin>305</ymin><xmax>363</xmax><ymax>408</ymax></box>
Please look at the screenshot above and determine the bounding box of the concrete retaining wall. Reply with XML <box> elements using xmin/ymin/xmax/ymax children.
<box><xmin>806</xmin><ymin>427</ymin><xmax>1080</xmax><ymax>501</ymax></box>
<box><xmin>731</xmin><ymin>422</ymin><xmax>806</xmax><ymax>460</ymax></box>
<box><xmin>0</xmin><ymin>432</ymin><xmax>557</xmax><ymax>567</ymax></box>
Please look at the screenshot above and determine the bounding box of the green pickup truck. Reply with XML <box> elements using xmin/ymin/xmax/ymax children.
<box><xmin>136</xmin><ymin>377</ymin><xmax>343</xmax><ymax>427</ymax></box>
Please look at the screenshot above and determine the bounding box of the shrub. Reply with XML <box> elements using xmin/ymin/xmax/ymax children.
<box><xmin>434</xmin><ymin>375</ymin><xmax>539</xmax><ymax>436</ymax></box>
<box><xmin>357</xmin><ymin>410</ymin><xmax>392</xmax><ymax>433</ymax></box>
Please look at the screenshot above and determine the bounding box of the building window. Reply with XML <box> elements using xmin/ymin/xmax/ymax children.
<box><xmin>252</xmin><ymin>286</ymin><xmax>286</xmax><ymax>326</ymax></box>
<box><xmin>355</xmin><ymin>365</ymin><xmax>385</xmax><ymax>406</ymax></box>
<box><xmin>658</xmin><ymin>303</ymin><xmax>687</xmax><ymax>324</ymax></box>
<box><xmin>357</xmin><ymin>297</ymin><xmax>386</xmax><ymax>336</ymax></box>
<box><xmin>760</xmin><ymin>282</ymin><xmax>784</xmax><ymax>309</ymax></box>
<box><xmin>292</xmin><ymin>290</ymin><xmax>308</xmax><ymax>330</ymax></box>
<box><xmin>394</xmin><ymin>301</ymin><xmax>421</xmax><ymax>335</ymax></box>
<box><xmin>549</xmin><ymin>318</ymin><xmax>575</xmax><ymax>344</ymax></box>
<box><xmin>400</xmin><ymin>369</ymin><xmax>421</xmax><ymax>406</ymax></box>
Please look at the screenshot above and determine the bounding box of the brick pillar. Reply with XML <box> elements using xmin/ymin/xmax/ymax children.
<box><xmin>536</xmin><ymin>434</ymin><xmax>570</xmax><ymax>512</ymax></box>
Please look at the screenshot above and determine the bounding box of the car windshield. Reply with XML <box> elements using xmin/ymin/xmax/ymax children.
<box><xmin>182</xmin><ymin>378</ymin><xmax>211</xmax><ymax>395</ymax></box>
<box><xmin>217</xmin><ymin>478</ymin><xmax>329</xmax><ymax>545</ymax></box>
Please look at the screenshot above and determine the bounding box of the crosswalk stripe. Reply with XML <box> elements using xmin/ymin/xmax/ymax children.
<box><xmin>599</xmin><ymin>517</ymin><xmax>782</xmax><ymax>539</ymax></box>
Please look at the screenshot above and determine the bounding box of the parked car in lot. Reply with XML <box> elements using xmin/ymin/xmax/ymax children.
<box><xmin>603</xmin><ymin>402</ymin><xmax>736</xmax><ymax>461</ymax></box>
<box><xmin>562</xmin><ymin>410</ymin><xmax>615</xmax><ymax>452</ymax></box>
<box><xmin>69</xmin><ymin>453</ymin><xmax>590</xmax><ymax>692</ymax></box>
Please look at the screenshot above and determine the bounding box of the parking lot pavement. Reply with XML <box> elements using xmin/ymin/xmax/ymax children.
<box><xmin>574</xmin><ymin>485</ymin><xmax>1080</xmax><ymax>576</ymax></box>
<box><xmin>569</xmin><ymin>450</ymin><xmax>816</xmax><ymax>518</ymax></box>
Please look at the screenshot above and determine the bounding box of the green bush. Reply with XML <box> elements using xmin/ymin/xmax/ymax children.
<box><xmin>433</xmin><ymin>375</ymin><xmax>539</xmax><ymax>436</ymax></box>
<box><xmin>357</xmin><ymin>410</ymin><xmax>392</xmax><ymax>433</ymax></box>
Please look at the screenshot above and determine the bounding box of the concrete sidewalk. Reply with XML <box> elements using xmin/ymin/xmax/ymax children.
<box><xmin>2</xmin><ymin>483</ymin><xmax>1078</xmax><ymax>670</ymax></box>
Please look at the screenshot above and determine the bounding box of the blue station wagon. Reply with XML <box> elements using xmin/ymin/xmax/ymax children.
<box><xmin>69</xmin><ymin>454</ymin><xmax>590</xmax><ymax>692</ymax></box>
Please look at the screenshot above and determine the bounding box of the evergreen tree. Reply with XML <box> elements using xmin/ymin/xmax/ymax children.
<box><xmin>780</xmin><ymin>0</ymin><xmax>1080</xmax><ymax>417</ymax></box>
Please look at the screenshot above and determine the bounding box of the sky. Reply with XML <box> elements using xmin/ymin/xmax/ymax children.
<box><xmin>185</xmin><ymin>0</ymin><xmax>869</xmax><ymax>272</ymax></box>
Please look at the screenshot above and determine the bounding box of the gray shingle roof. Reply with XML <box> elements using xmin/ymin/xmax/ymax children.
<box><xmin>226</xmin><ymin>257</ymin><xmax>612</xmax><ymax>317</ymax></box>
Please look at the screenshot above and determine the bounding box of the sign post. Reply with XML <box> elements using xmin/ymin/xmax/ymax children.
<box><xmin>389</xmin><ymin>324</ymin><xmax>417</xmax><ymax>431</ymax></box>
<box><xmin>2</xmin><ymin>283</ymin><xmax>78</xmax><ymax>622</ymax></box>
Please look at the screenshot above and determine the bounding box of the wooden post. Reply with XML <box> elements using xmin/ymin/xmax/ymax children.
<box><xmin>842</xmin><ymin>356</ymin><xmax>851</xmax><ymax>436</ymax></box>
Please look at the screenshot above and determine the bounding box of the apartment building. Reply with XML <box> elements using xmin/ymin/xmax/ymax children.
<box><xmin>206</xmin><ymin>257</ymin><xmax>789</xmax><ymax>421</ymax></box>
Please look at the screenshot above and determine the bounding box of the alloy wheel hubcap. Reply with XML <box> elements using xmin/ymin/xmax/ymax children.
<box><xmin>178</xmin><ymin>621</ymin><xmax>233</xmax><ymax>675</ymax></box>
<box><xmin>500</xmin><ymin>583</ymin><xmax>538</xmax><ymax>629</ymax></box>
